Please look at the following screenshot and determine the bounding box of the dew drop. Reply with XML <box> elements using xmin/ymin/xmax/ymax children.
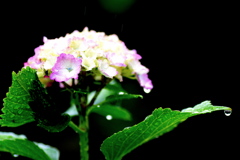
<box><xmin>143</xmin><ymin>88</ymin><xmax>151</xmax><ymax>94</ymax></box>
<box><xmin>224</xmin><ymin>110</ymin><xmax>232</xmax><ymax>116</ymax></box>
<box><xmin>13</xmin><ymin>154</ymin><xmax>19</xmax><ymax>157</ymax></box>
<box><xmin>106</xmin><ymin>115</ymin><xmax>113</xmax><ymax>120</ymax></box>
<box><xmin>144</xmin><ymin>115</ymin><xmax>150</xmax><ymax>120</ymax></box>
<box><xmin>118</xmin><ymin>92</ymin><xmax>125</xmax><ymax>95</ymax></box>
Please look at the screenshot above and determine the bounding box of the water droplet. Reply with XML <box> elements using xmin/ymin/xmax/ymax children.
<box><xmin>106</xmin><ymin>115</ymin><xmax>113</xmax><ymax>120</ymax></box>
<box><xmin>143</xmin><ymin>88</ymin><xmax>151</xmax><ymax>94</ymax></box>
<box><xmin>13</xmin><ymin>154</ymin><xmax>19</xmax><ymax>157</ymax></box>
<box><xmin>124</xmin><ymin>126</ymin><xmax>130</xmax><ymax>129</ymax></box>
<box><xmin>97</xmin><ymin>105</ymin><xmax>100</xmax><ymax>108</ymax></box>
<box><xmin>224</xmin><ymin>110</ymin><xmax>232</xmax><ymax>116</ymax></box>
<box><xmin>144</xmin><ymin>115</ymin><xmax>151</xmax><ymax>120</ymax></box>
<box><xmin>118</xmin><ymin>92</ymin><xmax>125</xmax><ymax>95</ymax></box>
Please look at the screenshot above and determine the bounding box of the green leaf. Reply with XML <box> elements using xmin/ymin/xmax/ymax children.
<box><xmin>28</xmin><ymin>79</ymin><xmax>70</xmax><ymax>132</ymax></box>
<box><xmin>0</xmin><ymin>132</ymin><xmax>59</xmax><ymax>160</ymax></box>
<box><xmin>100</xmin><ymin>101</ymin><xmax>231</xmax><ymax>160</ymax></box>
<box><xmin>0</xmin><ymin>67</ymin><xmax>70</xmax><ymax>132</ymax></box>
<box><xmin>181</xmin><ymin>100</ymin><xmax>231</xmax><ymax>115</ymax></box>
<box><xmin>0</xmin><ymin>67</ymin><xmax>36</xmax><ymax>127</ymax></box>
<box><xmin>92</xmin><ymin>79</ymin><xmax>127</xmax><ymax>105</ymax></box>
<box><xmin>90</xmin><ymin>104</ymin><xmax>132</xmax><ymax>121</ymax></box>
<box><xmin>87</xmin><ymin>94</ymin><xmax>141</xmax><ymax>120</ymax></box>
<box><xmin>104</xmin><ymin>94</ymin><xmax>143</xmax><ymax>104</ymax></box>
<box><xmin>87</xmin><ymin>80</ymin><xmax>142</xmax><ymax>120</ymax></box>
<box><xmin>34</xmin><ymin>142</ymin><xmax>60</xmax><ymax>160</ymax></box>
<box><xmin>64</xmin><ymin>103</ymin><xmax>78</xmax><ymax>117</ymax></box>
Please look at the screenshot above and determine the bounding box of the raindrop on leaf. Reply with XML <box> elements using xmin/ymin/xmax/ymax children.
<box><xmin>13</xmin><ymin>154</ymin><xmax>19</xmax><ymax>157</ymax></box>
<box><xmin>224</xmin><ymin>110</ymin><xmax>232</xmax><ymax>116</ymax></box>
<box><xmin>118</xmin><ymin>92</ymin><xmax>125</xmax><ymax>95</ymax></box>
<box><xmin>106</xmin><ymin>115</ymin><xmax>113</xmax><ymax>120</ymax></box>
<box><xmin>144</xmin><ymin>115</ymin><xmax>150</xmax><ymax>120</ymax></box>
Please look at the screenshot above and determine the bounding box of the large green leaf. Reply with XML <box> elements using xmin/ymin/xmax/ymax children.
<box><xmin>100</xmin><ymin>101</ymin><xmax>231</xmax><ymax>160</ymax></box>
<box><xmin>0</xmin><ymin>132</ymin><xmax>59</xmax><ymax>160</ymax></box>
<box><xmin>0</xmin><ymin>67</ymin><xmax>70</xmax><ymax>132</ymax></box>
<box><xmin>28</xmin><ymin>80</ymin><xmax>70</xmax><ymax>132</ymax></box>
<box><xmin>0</xmin><ymin>67</ymin><xmax>36</xmax><ymax>127</ymax></box>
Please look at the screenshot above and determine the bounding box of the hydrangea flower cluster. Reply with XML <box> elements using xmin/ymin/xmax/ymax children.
<box><xmin>24</xmin><ymin>27</ymin><xmax>153</xmax><ymax>92</ymax></box>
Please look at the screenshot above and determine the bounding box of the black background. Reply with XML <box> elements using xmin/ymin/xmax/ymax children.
<box><xmin>0</xmin><ymin>0</ymin><xmax>238</xmax><ymax>159</ymax></box>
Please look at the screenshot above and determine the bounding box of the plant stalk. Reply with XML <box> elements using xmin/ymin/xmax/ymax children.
<box><xmin>79</xmin><ymin>114</ymin><xmax>89</xmax><ymax>160</ymax></box>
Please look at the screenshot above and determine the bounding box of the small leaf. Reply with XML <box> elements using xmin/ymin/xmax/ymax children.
<box><xmin>100</xmin><ymin>101</ymin><xmax>231</xmax><ymax>160</ymax></box>
<box><xmin>90</xmin><ymin>104</ymin><xmax>132</xmax><ymax>121</ymax></box>
<box><xmin>93</xmin><ymin>79</ymin><xmax>127</xmax><ymax>105</ymax></box>
<box><xmin>0</xmin><ymin>132</ymin><xmax>57</xmax><ymax>160</ymax></box>
<box><xmin>0</xmin><ymin>67</ymin><xmax>36</xmax><ymax>127</ymax></box>
<box><xmin>104</xmin><ymin>94</ymin><xmax>143</xmax><ymax>104</ymax></box>
<box><xmin>87</xmin><ymin>80</ymin><xmax>141</xmax><ymax>120</ymax></box>
<box><xmin>88</xmin><ymin>94</ymin><xmax>141</xmax><ymax>120</ymax></box>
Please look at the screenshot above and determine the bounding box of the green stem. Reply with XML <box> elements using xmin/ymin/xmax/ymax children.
<box><xmin>69</xmin><ymin>89</ymin><xmax>90</xmax><ymax>160</ymax></box>
<box><xmin>68</xmin><ymin>77</ymin><xmax>110</xmax><ymax>160</ymax></box>
<box><xmin>79</xmin><ymin>128</ymin><xmax>89</xmax><ymax>160</ymax></box>
<box><xmin>79</xmin><ymin>114</ymin><xmax>89</xmax><ymax>160</ymax></box>
<box><xmin>69</xmin><ymin>119</ymin><xmax>89</xmax><ymax>160</ymax></box>
<box><xmin>68</xmin><ymin>121</ymin><xmax>83</xmax><ymax>134</ymax></box>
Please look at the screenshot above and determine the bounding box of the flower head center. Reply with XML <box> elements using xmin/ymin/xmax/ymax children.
<box><xmin>66</xmin><ymin>67</ymin><xmax>73</xmax><ymax>72</ymax></box>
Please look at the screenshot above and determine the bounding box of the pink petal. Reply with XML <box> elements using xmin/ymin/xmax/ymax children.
<box><xmin>50</xmin><ymin>53</ymin><xmax>82</xmax><ymax>82</ymax></box>
<box><xmin>136</xmin><ymin>73</ymin><xmax>153</xmax><ymax>90</ymax></box>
